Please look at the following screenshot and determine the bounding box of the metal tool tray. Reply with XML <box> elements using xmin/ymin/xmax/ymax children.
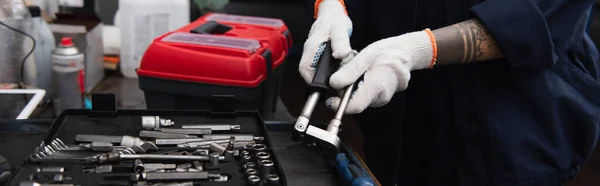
<box><xmin>8</xmin><ymin>107</ymin><xmax>287</xmax><ymax>186</ymax></box>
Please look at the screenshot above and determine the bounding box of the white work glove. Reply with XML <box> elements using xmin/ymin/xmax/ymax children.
<box><xmin>299</xmin><ymin>0</ymin><xmax>357</xmax><ymax>84</ymax></box>
<box><xmin>326</xmin><ymin>30</ymin><xmax>435</xmax><ymax>114</ymax></box>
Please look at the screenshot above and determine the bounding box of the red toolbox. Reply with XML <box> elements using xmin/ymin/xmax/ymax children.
<box><xmin>137</xmin><ymin>13</ymin><xmax>292</xmax><ymax>119</ymax></box>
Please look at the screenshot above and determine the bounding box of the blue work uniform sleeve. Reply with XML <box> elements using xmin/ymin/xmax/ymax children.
<box><xmin>470</xmin><ymin>0</ymin><xmax>595</xmax><ymax>68</ymax></box>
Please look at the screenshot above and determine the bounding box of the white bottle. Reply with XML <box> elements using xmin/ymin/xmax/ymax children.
<box><xmin>117</xmin><ymin>0</ymin><xmax>190</xmax><ymax>78</ymax></box>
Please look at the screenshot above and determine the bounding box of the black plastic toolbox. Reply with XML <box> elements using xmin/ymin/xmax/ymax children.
<box><xmin>8</xmin><ymin>107</ymin><xmax>287</xmax><ymax>186</ymax></box>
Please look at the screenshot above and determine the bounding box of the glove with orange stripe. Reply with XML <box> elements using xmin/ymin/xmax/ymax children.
<box><xmin>326</xmin><ymin>30</ymin><xmax>438</xmax><ymax>114</ymax></box>
<box><xmin>299</xmin><ymin>0</ymin><xmax>357</xmax><ymax>84</ymax></box>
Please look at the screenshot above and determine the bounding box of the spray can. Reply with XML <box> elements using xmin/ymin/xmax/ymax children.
<box><xmin>52</xmin><ymin>37</ymin><xmax>84</xmax><ymax>115</ymax></box>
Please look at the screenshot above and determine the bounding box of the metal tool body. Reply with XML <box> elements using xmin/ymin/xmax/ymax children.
<box><xmin>156</xmin><ymin>136</ymin><xmax>261</xmax><ymax>146</ymax></box>
<box><xmin>181</xmin><ymin>124</ymin><xmax>241</xmax><ymax>131</ymax></box>
<box><xmin>141</xmin><ymin>116</ymin><xmax>175</xmax><ymax>130</ymax></box>
<box><xmin>267</xmin><ymin>174</ymin><xmax>280</xmax><ymax>185</ymax></box>
<box><xmin>259</xmin><ymin>160</ymin><xmax>275</xmax><ymax>182</ymax></box>
<box><xmin>244</xmin><ymin>162</ymin><xmax>256</xmax><ymax>169</ymax></box>
<box><xmin>293</xmin><ymin>42</ymin><xmax>354</xmax><ymax>156</ymax></box>
<box><xmin>156</xmin><ymin>139</ymin><xmax>229</xmax><ymax>146</ymax></box>
<box><xmin>251</xmin><ymin>144</ymin><xmax>267</xmax><ymax>157</ymax></box>
<box><xmin>176</xmin><ymin>141</ymin><xmax>230</xmax><ymax>148</ymax></box>
<box><xmin>19</xmin><ymin>181</ymin><xmax>74</xmax><ymax>186</ymax></box>
<box><xmin>75</xmin><ymin>135</ymin><xmax>145</xmax><ymax>146</ymax></box>
<box><xmin>208</xmin><ymin>142</ymin><xmax>227</xmax><ymax>155</ymax></box>
<box><xmin>82</xmin><ymin>165</ymin><xmax>113</xmax><ymax>174</ymax></box>
<box><xmin>135</xmin><ymin>172</ymin><xmax>221</xmax><ymax>181</ymax></box>
<box><xmin>51</xmin><ymin>174</ymin><xmax>72</xmax><ymax>182</ymax></box>
<box><xmin>169</xmin><ymin>140</ymin><xmax>255</xmax><ymax>150</ymax></box>
<box><xmin>80</xmin><ymin>142</ymin><xmax>113</xmax><ymax>152</ymax></box>
<box><xmin>35</xmin><ymin>167</ymin><xmax>64</xmax><ymax>173</ymax></box>
<box><xmin>245</xmin><ymin>168</ymin><xmax>258</xmax><ymax>177</ymax></box>
<box><xmin>192</xmin><ymin>161</ymin><xmax>203</xmax><ymax>171</ymax></box>
<box><xmin>242</xmin><ymin>155</ymin><xmax>252</xmax><ymax>164</ymax></box>
<box><xmin>203</xmin><ymin>134</ymin><xmax>263</xmax><ymax>141</ymax></box>
<box><xmin>158</xmin><ymin>128</ymin><xmax>212</xmax><ymax>135</ymax></box>
<box><xmin>144</xmin><ymin>163</ymin><xmax>176</xmax><ymax>172</ymax></box>
<box><xmin>139</xmin><ymin>131</ymin><xmax>197</xmax><ymax>139</ymax></box>
<box><xmin>255</xmin><ymin>152</ymin><xmax>271</xmax><ymax>163</ymax></box>
<box><xmin>135</xmin><ymin>160</ymin><xmax>176</xmax><ymax>173</ymax></box>
<box><xmin>135</xmin><ymin>181</ymin><xmax>194</xmax><ymax>186</ymax></box>
<box><xmin>204</xmin><ymin>153</ymin><xmax>220</xmax><ymax>170</ymax></box>
<box><xmin>92</xmin><ymin>152</ymin><xmax>224</xmax><ymax>164</ymax></box>
<box><xmin>247</xmin><ymin>175</ymin><xmax>261</xmax><ymax>185</ymax></box>
<box><xmin>49</xmin><ymin>142</ymin><xmax>113</xmax><ymax>152</ymax></box>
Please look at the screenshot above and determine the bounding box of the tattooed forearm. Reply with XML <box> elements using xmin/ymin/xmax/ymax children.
<box><xmin>432</xmin><ymin>18</ymin><xmax>503</xmax><ymax>65</ymax></box>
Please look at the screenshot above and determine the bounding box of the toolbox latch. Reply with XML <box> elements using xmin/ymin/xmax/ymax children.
<box><xmin>261</xmin><ymin>50</ymin><xmax>273</xmax><ymax>80</ymax></box>
<box><xmin>89</xmin><ymin>93</ymin><xmax>118</xmax><ymax>118</ymax></box>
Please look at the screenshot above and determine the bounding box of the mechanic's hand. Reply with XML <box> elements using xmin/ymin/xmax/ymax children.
<box><xmin>326</xmin><ymin>30</ymin><xmax>435</xmax><ymax>114</ymax></box>
<box><xmin>299</xmin><ymin>0</ymin><xmax>357</xmax><ymax>84</ymax></box>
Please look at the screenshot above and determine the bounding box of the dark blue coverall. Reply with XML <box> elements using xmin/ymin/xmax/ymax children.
<box><xmin>308</xmin><ymin>0</ymin><xmax>600</xmax><ymax>185</ymax></box>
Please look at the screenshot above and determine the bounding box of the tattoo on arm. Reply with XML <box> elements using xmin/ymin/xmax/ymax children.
<box><xmin>432</xmin><ymin>19</ymin><xmax>502</xmax><ymax>65</ymax></box>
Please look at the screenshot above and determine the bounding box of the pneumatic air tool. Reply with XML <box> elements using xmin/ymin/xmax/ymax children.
<box><xmin>292</xmin><ymin>41</ymin><xmax>355</xmax><ymax>157</ymax></box>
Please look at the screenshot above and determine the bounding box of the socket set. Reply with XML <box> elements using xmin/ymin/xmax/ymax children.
<box><xmin>9</xmin><ymin>109</ymin><xmax>286</xmax><ymax>186</ymax></box>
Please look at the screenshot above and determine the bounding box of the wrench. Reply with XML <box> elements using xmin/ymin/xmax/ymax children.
<box><xmin>293</xmin><ymin>42</ymin><xmax>355</xmax><ymax>156</ymax></box>
<box><xmin>75</xmin><ymin>135</ymin><xmax>146</xmax><ymax>146</ymax></box>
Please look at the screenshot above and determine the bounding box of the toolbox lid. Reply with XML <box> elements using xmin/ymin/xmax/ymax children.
<box><xmin>205</xmin><ymin>13</ymin><xmax>285</xmax><ymax>28</ymax></box>
<box><xmin>162</xmin><ymin>32</ymin><xmax>262</xmax><ymax>53</ymax></box>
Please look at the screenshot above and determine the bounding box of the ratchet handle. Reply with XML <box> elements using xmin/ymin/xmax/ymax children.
<box><xmin>307</xmin><ymin>42</ymin><xmax>338</xmax><ymax>100</ymax></box>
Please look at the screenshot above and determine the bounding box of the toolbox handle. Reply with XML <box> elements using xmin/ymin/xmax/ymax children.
<box><xmin>191</xmin><ymin>21</ymin><xmax>233</xmax><ymax>34</ymax></box>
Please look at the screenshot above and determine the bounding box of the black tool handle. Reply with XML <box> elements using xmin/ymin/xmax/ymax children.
<box><xmin>307</xmin><ymin>42</ymin><xmax>337</xmax><ymax>100</ymax></box>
